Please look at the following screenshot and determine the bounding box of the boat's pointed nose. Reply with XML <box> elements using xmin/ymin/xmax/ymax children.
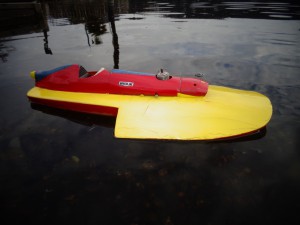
<box><xmin>30</xmin><ymin>71</ymin><xmax>36</xmax><ymax>79</ymax></box>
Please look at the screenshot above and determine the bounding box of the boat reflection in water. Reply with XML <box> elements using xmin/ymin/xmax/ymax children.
<box><xmin>31</xmin><ymin>103</ymin><xmax>116</xmax><ymax>128</ymax></box>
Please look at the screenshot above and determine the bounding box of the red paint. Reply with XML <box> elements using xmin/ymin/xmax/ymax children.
<box><xmin>35</xmin><ymin>64</ymin><xmax>208</xmax><ymax>96</ymax></box>
<box><xmin>28</xmin><ymin>97</ymin><xmax>118</xmax><ymax>117</ymax></box>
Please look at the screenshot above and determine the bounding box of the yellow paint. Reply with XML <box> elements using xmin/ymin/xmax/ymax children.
<box><xmin>27</xmin><ymin>85</ymin><xmax>272</xmax><ymax>140</ymax></box>
<box><xmin>30</xmin><ymin>71</ymin><xmax>36</xmax><ymax>79</ymax></box>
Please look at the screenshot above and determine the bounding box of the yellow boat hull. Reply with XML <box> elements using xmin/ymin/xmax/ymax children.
<box><xmin>27</xmin><ymin>85</ymin><xmax>272</xmax><ymax>140</ymax></box>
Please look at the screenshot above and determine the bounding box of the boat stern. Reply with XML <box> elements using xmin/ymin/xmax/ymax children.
<box><xmin>180</xmin><ymin>78</ymin><xmax>208</xmax><ymax>96</ymax></box>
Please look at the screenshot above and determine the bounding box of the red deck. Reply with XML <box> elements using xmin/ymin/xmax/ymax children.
<box><xmin>33</xmin><ymin>64</ymin><xmax>208</xmax><ymax>97</ymax></box>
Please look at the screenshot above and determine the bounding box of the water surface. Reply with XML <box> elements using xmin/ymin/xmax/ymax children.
<box><xmin>0</xmin><ymin>0</ymin><xmax>300</xmax><ymax>225</ymax></box>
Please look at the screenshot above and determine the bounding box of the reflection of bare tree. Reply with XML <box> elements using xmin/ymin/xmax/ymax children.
<box><xmin>43</xmin><ymin>29</ymin><xmax>52</xmax><ymax>55</ymax></box>
<box><xmin>47</xmin><ymin>0</ymin><xmax>112</xmax><ymax>23</ymax></box>
<box><xmin>0</xmin><ymin>43</ymin><xmax>8</xmax><ymax>63</ymax></box>
<box><xmin>108</xmin><ymin>0</ymin><xmax>119</xmax><ymax>69</ymax></box>
<box><xmin>47</xmin><ymin>0</ymin><xmax>109</xmax><ymax>47</ymax></box>
<box><xmin>0</xmin><ymin>43</ymin><xmax>16</xmax><ymax>63</ymax></box>
<box><xmin>85</xmin><ymin>17</ymin><xmax>107</xmax><ymax>45</ymax></box>
<box><xmin>47</xmin><ymin>0</ymin><xmax>123</xmax><ymax>67</ymax></box>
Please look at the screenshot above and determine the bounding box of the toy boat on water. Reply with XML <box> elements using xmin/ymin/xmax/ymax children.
<box><xmin>27</xmin><ymin>64</ymin><xmax>272</xmax><ymax>140</ymax></box>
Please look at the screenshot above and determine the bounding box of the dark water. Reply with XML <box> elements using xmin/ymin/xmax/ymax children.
<box><xmin>1</xmin><ymin>0</ymin><xmax>300</xmax><ymax>224</ymax></box>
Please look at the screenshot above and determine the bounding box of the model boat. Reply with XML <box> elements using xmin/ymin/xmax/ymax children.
<box><xmin>27</xmin><ymin>64</ymin><xmax>272</xmax><ymax>140</ymax></box>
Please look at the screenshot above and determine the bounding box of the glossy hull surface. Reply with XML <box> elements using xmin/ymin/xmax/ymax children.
<box><xmin>27</xmin><ymin>85</ymin><xmax>272</xmax><ymax>140</ymax></box>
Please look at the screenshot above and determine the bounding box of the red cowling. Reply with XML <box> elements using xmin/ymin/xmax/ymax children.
<box><xmin>35</xmin><ymin>64</ymin><xmax>208</xmax><ymax>96</ymax></box>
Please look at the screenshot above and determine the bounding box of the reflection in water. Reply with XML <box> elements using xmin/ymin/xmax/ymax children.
<box><xmin>108</xmin><ymin>0</ymin><xmax>120</xmax><ymax>69</ymax></box>
<box><xmin>84</xmin><ymin>21</ymin><xmax>106</xmax><ymax>46</ymax></box>
<box><xmin>43</xmin><ymin>29</ymin><xmax>52</xmax><ymax>55</ymax></box>
<box><xmin>142</xmin><ymin>0</ymin><xmax>300</xmax><ymax>19</ymax></box>
<box><xmin>1</xmin><ymin>1</ymin><xmax>300</xmax><ymax>225</ymax></box>
<box><xmin>85</xmin><ymin>21</ymin><xmax>106</xmax><ymax>45</ymax></box>
<box><xmin>1</xmin><ymin>0</ymin><xmax>299</xmax><ymax>61</ymax></box>
<box><xmin>46</xmin><ymin>0</ymin><xmax>121</xmax><ymax>66</ymax></box>
<box><xmin>48</xmin><ymin>0</ymin><xmax>120</xmax><ymax>67</ymax></box>
<box><xmin>0</xmin><ymin>43</ymin><xmax>9</xmax><ymax>62</ymax></box>
<box><xmin>0</xmin><ymin>0</ymin><xmax>123</xmax><ymax>61</ymax></box>
<box><xmin>186</xmin><ymin>1</ymin><xmax>300</xmax><ymax>19</ymax></box>
<box><xmin>84</xmin><ymin>24</ymin><xmax>91</xmax><ymax>47</ymax></box>
<box><xmin>31</xmin><ymin>103</ymin><xmax>116</xmax><ymax>128</ymax></box>
<box><xmin>47</xmin><ymin>0</ymin><xmax>110</xmax><ymax>48</ymax></box>
<box><xmin>0</xmin><ymin>1</ymin><xmax>46</xmax><ymax>37</ymax></box>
